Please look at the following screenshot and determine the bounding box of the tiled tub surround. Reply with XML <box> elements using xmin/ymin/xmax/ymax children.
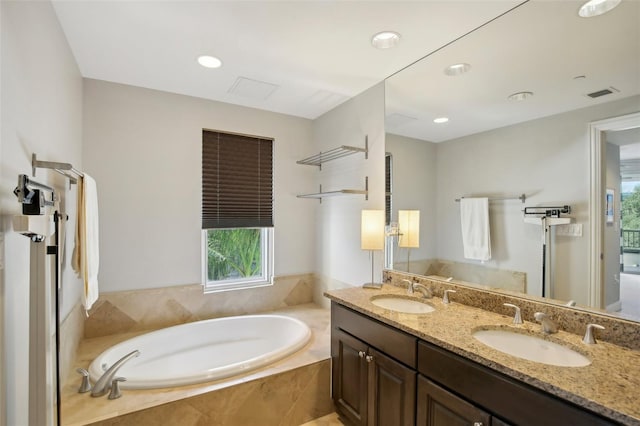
<box><xmin>325</xmin><ymin>284</ymin><xmax>640</xmax><ymax>425</ymax></box>
<box><xmin>62</xmin><ymin>303</ymin><xmax>331</xmax><ymax>426</ymax></box>
<box><xmin>84</xmin><ymin>273</ymin><xmax>315</xmax><ymax>338</ymax></box>
<box><xmin>393</xmin><ymin>259</ymin><xmax>527</xmax><ymax>293</ymax></box>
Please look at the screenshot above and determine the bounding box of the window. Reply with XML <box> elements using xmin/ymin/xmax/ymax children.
<box><xmin>202</xmin><ymin>130</ymin><xmax>274</xmax><ymax>292</ymax></box>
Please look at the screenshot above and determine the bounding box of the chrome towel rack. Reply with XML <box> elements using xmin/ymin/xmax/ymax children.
<box><xmin>455</xmin><ymin>194</ymin><xmax>526</xmax><ymax>203</ymax></box>
<box><xmin>32</xmin><ymin>153</ymin><xmax>84</xmax><ymax>184</ymax></box>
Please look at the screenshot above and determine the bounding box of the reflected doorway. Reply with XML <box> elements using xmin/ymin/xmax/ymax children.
<box><xmin>606</xmin><ymin>127</ymin><xmax>640</xmax><ymax>318</ymax></box>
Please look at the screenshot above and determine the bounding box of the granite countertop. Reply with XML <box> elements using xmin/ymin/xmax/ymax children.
<box><xmin>325</xmin><ymin>285</ymin><xmax>640</xmax><ymax>426</ymax></box>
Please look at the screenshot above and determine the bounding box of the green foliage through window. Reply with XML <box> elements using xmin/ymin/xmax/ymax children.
<box><xmin>622</xmin><ymin>184</ymin><xmax>640</xmax><ymax>249</ymax></box>
<box><xmin>207</xmin><ymin>228</ymin><xmax>262</xmax><ymax>281</ymax></box>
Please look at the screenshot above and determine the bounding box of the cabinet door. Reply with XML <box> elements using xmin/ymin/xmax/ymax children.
<box><xmin>367</xmin><ymin>348</ymin><xmax>416</xmax><ymax>426</ymax></box>
<box><xmin>332</xmin><ymin>328</ymin><xmax>369</xmax><ymax>426</ymax></box>
<box><xmin>417</xmin><ymin>375</ymin><xmax>491</xmax><ymax>426</ymax></box>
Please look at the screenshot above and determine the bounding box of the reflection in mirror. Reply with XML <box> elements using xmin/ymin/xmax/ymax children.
<box><xmin>384</xmin><ymin>0</ymin><xmax>640</xmax><ymax>321</ymax></box>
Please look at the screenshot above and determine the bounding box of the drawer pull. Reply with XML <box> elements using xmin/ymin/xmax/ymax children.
<box><xmin>473</xmin><ymin>422</ymin><xmax>483</xmax><ymax>426</ymax></box>
<box><xmin>365</xmin><ymin>355</ymin><xmax>374</xmax><ymax>363</ymax></box>
<box><xmin>358</xmin><ymin>351</ymin><xmax>366</xmax><ymax>358</ymax></box>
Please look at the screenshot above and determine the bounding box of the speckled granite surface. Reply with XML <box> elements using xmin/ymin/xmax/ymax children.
<box><xmin>325</xmin><ymin>284</ymin><xmax>640</xmax><ymax>426</ymax></box>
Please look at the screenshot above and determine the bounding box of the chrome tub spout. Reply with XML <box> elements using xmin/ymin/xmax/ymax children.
<box><xmin>91</xmin><ymin>350</ymin><xmax>140</xmax><ymax>397</ymax></box>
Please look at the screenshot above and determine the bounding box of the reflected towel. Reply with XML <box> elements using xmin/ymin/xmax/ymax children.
<box><xmin>460</xmin><ymin>198</ymin><xmax>491</xmax><ymax>261</ymax></box>
<box><xmin>72</xmin><ymin>174</ymin><xmax>99</xmax><ymax>312</ymax></box>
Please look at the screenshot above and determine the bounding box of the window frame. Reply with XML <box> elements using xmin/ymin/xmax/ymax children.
<box><xmin>201</xmin><ymin>227</ymin><xmax>274</xmax><ymax>293</ymax></box>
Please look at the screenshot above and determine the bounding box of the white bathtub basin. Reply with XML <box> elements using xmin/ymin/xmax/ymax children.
<box><xmin>472</xmin><ymin>329</ymin><xmax>591</xmax><ymax>367</ymax></box>
<box><xmin>370</xmin><ymin>296</ymin><xmax>435</xmax><ymax>314</ymax></box>
<box><xmin>89</xmin><ymin>314</ymin><xmax>311</xmax><ymax>389</ymax></box>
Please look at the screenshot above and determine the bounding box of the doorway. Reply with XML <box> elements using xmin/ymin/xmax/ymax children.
<box><xmin>611</xmin><ymin>130</ymin><xmax>640</xmax><ymax>318</ymax></box>
<box><xmin>590</xmin><ymin>111</ymin><xmax>640</xmax><ymax>317</ymax></box>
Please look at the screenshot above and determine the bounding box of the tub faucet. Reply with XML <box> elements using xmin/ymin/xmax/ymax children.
<box><xmin>91</xmin><ymin>350</ymin><xmax>140</xmax><ymax>397</ymax></box>
<box><xmin>534</xmin><ymin>312</ymin><xmax>558</xmax><ymax>334</ymax></box>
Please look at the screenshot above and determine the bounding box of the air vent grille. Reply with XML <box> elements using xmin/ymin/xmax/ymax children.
<box><xmin>587</xmin><ymin>87</ymin><xmax>620</xmax><ymax>98</ymax></box>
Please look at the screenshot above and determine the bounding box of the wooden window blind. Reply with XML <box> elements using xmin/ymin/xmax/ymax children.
<box><xmin>202</xmin><ymin>130</ymin><xmax>274</xmax><ymax>229</ymax></box>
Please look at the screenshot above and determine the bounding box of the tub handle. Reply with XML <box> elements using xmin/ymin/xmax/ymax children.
<box><xmin>76</xmin><ymin>368</ymin><xmax>92</xmax><ymax>393</ymax></box>
<box><xmin>108</xmin><ymin>377</ymin><xmax>126</xmax><ymax>400</ymax></box>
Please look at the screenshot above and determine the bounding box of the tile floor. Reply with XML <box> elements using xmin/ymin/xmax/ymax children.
<box><xmin>301</xmin><ymin>412</ymin><xmax>346</xmax><ymax>426</ymax></box>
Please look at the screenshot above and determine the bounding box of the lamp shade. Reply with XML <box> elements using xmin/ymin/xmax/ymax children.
<box><xmin>361</xmin><ymin>210</ymin><xmax>385</xmax><ymax>250</ymax></box>
<box><xmin>399</xmin><ymin>210</ymin><xmax>420</xmax><ymax>248</ymax></box>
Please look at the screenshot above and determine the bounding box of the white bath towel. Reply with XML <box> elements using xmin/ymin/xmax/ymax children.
<box><xmin>460</xmin><ymin>198</ymin><xmax>491</xmax><ymax>261</ymax></box>
<box><xmin>72</xmin><ymin>174</ymin><xmax>100</xmax><ymax>312</ymax></box>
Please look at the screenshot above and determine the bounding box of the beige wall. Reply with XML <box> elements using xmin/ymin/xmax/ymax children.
<box><xmin>1</xmin><ymin>1</ymin><xmax>83</xmax><ymax>424</ymax></box>
<box><xmin>311</xmin><ymin>83</ymin><xmax>385</xmax><ymax>306</ymax></box>
<box><xmin>434</xmin><ymin>96</ymin><xmax>640</xmax><ymax>304</ymax></box>
<box><xmin>82</xmin><ymin>79</ymin><xmax>317</xmax><ymax>293</ymax></box>
<box><xmin>385</xmin><ymin>133</ymin><xmax>438</xmax><ymax>267</ymax></box>
<box><xmin>605</xmin><ymin>142</ymin><xmax>621</xmax><ymax>308</ymax></box>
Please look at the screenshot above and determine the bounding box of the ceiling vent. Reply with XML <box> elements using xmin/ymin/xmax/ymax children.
<box><xmin>228</xmin><ymin>77</ymin><xmax>278</xmax><ymax>100</ymax></box>
<box><xmin>586</xmin><ymin>87</ymin><xmax>620</xmax><ymax>98</ymax></box>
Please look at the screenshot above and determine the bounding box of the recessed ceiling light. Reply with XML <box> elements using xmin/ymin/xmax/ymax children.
<box><xmin>578</xmin><ymin>0</ymin><xmax>621</xmax><ymax>17</ymax></box>
<box><xmin>444</xmin><ymin>63</ymin><xmax>471</xmax><ymax>76</ymax></box>
<box><xmin>433</xmin><ymin>117</ymin><xmax>449</xmax><ymax>124</ymax></box>
<box><xmin>197</xmin><ymin>55</ymin><xmax>222</xmax><ymax>69</ymax></box>
<box><xmin>508</xmin><ymin>91</ymin><xmax>534</xmax><ymax>101</ymax></box>
<box><xmin>371</xmin><ymin>31</ymin><xmax>401</xmax><ymax>49</ymax></box>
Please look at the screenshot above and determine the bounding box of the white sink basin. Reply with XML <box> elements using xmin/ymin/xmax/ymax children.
<box><xmin>370</xmin><ymin>296</ymin><xmax>435</xmax><ymax>314</ymax></box>
<box><xmin>473</xmin><ymin>329</ymin><xmax>591</xmax><ymax>367</ymax></box>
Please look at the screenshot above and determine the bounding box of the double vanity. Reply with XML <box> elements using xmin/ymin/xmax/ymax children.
<box><xmin>325</xmin><ymin>275</ymin><xmax>640</xmax><ymax>425</ymax></box>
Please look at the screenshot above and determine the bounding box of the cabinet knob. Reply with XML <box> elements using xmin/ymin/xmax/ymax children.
<box><xmin>473</xmin><ymin>422</ymin><xmax>483</xmax><ymax>426</ymax></box>
<box><xmin>365</xmin><ymin>355</ymin><xmax>374</xmax><ymax>363</ymax></box>
<box><xmin>358</xmin><ymin>351</ymin><xmax>366</xmax><ymax>358</ymax></box>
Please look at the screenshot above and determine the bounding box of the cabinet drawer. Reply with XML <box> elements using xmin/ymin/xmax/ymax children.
<box><xmin>332</xmin><ymin>303</ymin><xmax>417</xmax><ymax>367</ymax></box>
<box><xmin>418</xmin><ymin>341</ymin><xmax>615</xmax><ymax>426</ymax></box>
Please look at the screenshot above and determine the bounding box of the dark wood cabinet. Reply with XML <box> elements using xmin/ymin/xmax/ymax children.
<box><xmin>330</xmin><ymin>302</ymin><xmax>617</xmax><ymax>426</ymax></box>
<box><xmin>416</xmin><ymin>375</ymin><xmax>493</xmax><ymax>426</ymax></box>
<box><xmin>367</xmin><ymin>348</ymin><xmax>416</xmax><ymax>426</ymax></box>
<box><xmin>331</xmin><ymin>304</ymin><xmax>417</xmax><ymax>426</ymax></box>
<box><xmin>332</xmin><ymin>328</ymin><xmax>369</xmax><ymax>425</ymax></box>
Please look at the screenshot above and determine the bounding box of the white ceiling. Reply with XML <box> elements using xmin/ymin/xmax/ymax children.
<box><xmin>51</xmin><ymin>0</ymin><xmax>524</xmax><ymax>120</ymax></box>
<box><xmin>385</xmin><ymin>0</ymin><xmax>640</xmax><ymax>142</ymax></box>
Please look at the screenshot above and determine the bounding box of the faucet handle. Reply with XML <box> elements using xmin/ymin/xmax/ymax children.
<box><xmin>76</xmin><ymin>368</ymin><xmax>92</xmax><ymax>393</ymax></box>
<box><xmin>503</xmin><ymin>303</ymin><xmax>523</xmax><ymax>324</ymax></box>
<box><xmin>402</xmin><ymin>279</ymin><xmax>413</xmax><ymax>295</ymax></box>
<box><xmin>108</xmin><ymin>377</ymin><xmax>126</xmax><ymax>400</ymax></box>
<box><xmin>583</xmin><ymin>323</ymin><xmax>605</xmax><ymax>344</ymax></box>
<box><xmin>443</xmin><ymin>289</ymin><xmax>456</xmax><ymax>304</ymax></box>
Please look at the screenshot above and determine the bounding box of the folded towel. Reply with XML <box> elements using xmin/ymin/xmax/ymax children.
<box><xmin>72</xmin><ymin>174</ymin><xmax>100</xmax><ymax>312</ymax></box>
<box><xmin>460</xmin><ymin>198</ymin><xmax>491</xmax><ymax>261</ymax></box>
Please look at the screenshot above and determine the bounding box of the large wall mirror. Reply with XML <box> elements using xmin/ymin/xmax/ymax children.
<box><xmin>384</xmin><ymin>0</ymin><xmax>640</xmax><ymax>321</ymax></box>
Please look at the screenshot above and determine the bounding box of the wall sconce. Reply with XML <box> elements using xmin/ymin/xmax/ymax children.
<box><xmin>399</xmin><ymin>210</ymin><xmax>420</xmax><ymax>273</ymax></box>
<box><xmin>361</xmin><ymin>210</ymin><xmax>385</xmax><ymax>289</ymax></box>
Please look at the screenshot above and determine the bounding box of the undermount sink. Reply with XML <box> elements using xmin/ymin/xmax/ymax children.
<box><xmin>472</xmin><ymin>328</ymin><xmax>591</xmax><ymax>367</ymax></box>
<box><xmin>370</xmin><ymin>296</ymin><xmax>435</xmax><ymax>314</ymax></box>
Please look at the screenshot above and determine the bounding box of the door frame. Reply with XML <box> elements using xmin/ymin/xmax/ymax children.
<box><xmin>589</xmin><ymin>111</ymin><xmax>640</xmax><ymax>308</ymax></box>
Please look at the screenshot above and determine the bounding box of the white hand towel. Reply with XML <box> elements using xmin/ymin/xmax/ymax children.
<box><xmin>72</xmin><ymin>174</ymin><xmax>100</xmax><ymax>312</ymax></box>
<box><xmin>460</xmin><ymin>198</ymin><xmax>491</xmax><ymax>261</ymax></box>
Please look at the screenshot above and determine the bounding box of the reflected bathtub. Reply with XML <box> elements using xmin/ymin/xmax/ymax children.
<box><xmin>88</xmin><ymin>314</ymin><xmax>311</xmax><ymax>389</ymax></box>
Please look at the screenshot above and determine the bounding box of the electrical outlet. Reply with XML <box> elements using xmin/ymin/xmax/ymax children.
<box><xmin>556</xmin><ymin>223</ymin><xmax>583</xmax><ymax>237</ymax></box>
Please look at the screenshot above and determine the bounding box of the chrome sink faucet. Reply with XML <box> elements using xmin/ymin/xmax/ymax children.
<box><xmin>534</xmin><ymin>312</ymin><xmax>558</xmax><ymax>334</ymax></box>
<box><xmin>583</xmin><ymin>323</ymin><xmax>605</xmax><ymax>344</ymax></box>
<box><xmin>91</xmin><ymin>350</ymin><xmax>140</xmax><ymax>397</ymax></box>
<box><xmin>402</xmin><ymin>279</ymin><xmax>414</xmax><ymax>295</ymax></box>
<box><xmin>503</xmin><ymin>303</ymin><xmax>523</xmax><ymax>325</ymax></box>
<box><xmin>412</xmin><ymin>283</ymin><xmax>432</xmax><ymax>298</ymax></box>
